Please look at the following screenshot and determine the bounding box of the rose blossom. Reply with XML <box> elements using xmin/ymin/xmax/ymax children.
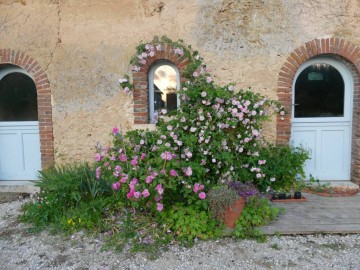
<box><xmin>199</xmin><ymin>192</ymin><xmax>206</xmax><ymax>200</ymax></box>
<box><xmin>156</xmin><ymin>203</ymin><xmax>164</xmax><ymax>211</ymax></box>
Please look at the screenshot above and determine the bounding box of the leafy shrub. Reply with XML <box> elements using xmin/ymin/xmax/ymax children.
<box><xmin>255</xmin><ymin>144</ymin><xmax>309</xmax><ymax>192</ymax></box>
<box><xmin>21</xmin><ymin>164</ymin><xmax>113</xmax><ymax>231</ymax></box>
<box><xmin>160</xmin><ymin>204</ymin><xmax>222</xmax><ymax>243</ymax></box>
<box><xmin>235</xmin><ymin>197</ymin><xmax>282</xmax><ymax>241</ymax></box>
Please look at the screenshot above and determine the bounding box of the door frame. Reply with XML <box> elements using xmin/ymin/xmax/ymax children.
<box><xmin>276</xmin><ymin>37</ymin><xmax>360</xmax><ymax>184</ymax></box>
<box><xmin>291</xmin><ymin>57</ymin><xmax>353</xmax><ymax>181</ymax></box>
<box><xmin>0</xmin><ymin>50</ymin><xmax>55</xmax><ymax>183</ymax></box>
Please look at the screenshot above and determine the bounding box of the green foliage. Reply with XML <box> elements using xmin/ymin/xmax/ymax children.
<box><xmin>160</xmin><ymin>204</ymin><xmax>222</xmax><ymax>244</ymax></box>
<box><xmin>21</xmin><ymin>164</ymin><xmax>113</xmax><ymax>232</ymax></box>
<box><xmin>235</xmin><ymin>197</ymin><xmax>282</xmax><ymax>241</ymax></box>
<box><xmin>102</xmin><ymin>210</ymin><xmax>172</xmax><ymax>259</ymax></box>
<box><xmin>255</xmin><ymin>144</ymin><xmax>309</xmax><ymax>192</ymax></box>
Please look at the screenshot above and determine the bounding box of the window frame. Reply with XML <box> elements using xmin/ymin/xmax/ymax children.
<box><xmin>148</xmin><ymin>60</ymin><xmax>180</xmax><ymax>123</ymax></box>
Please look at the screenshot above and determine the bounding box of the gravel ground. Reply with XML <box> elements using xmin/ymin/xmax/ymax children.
<box><xmin>1</xmin><ymin>198</ymin><xmax>360</xmax><ymax>270</ymax></box>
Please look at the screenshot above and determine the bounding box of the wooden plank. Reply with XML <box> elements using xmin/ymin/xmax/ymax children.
<box><xmin>259</xmin><ymin>193</ymin><xmax>360</xmax><ymax>235</ymax></box>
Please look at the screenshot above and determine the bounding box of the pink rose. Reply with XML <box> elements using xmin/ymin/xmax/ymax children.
<box><xmin>112</xmin><ymin>127</ymin><xmax>119</xmax><ymax>135</ymax></box>
<box><xmin>112</xmin><ymin>182</ymin><xmax>121</xmax><ymax>191</ymax></box>
<box><xmin>199</xmin><ymin>192</ymin><xmax>206</xmax><ymax>200</ymax></box>
<box><xmin>142</xmin><ymin>189</ymin><xmax>150</xmax><ymax>198</ymax></box>
<box><xmin>156</xmin><ymin>203</ymin><xmax>164</xmax><ymax>212</ymax></box>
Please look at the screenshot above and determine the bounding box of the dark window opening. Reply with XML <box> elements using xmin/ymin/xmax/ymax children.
<box><xmin>294</xmin><ymin>63</ymin><xmax>344</xmax><ymax>118</ymax></box>
<box><xmin>0</xmin><ymin>72</ymin><xmax>38</xmax><ymax>121</ymax></box>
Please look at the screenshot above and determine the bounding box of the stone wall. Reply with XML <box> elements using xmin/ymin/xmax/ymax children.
<box><xmin>1</xmin><ymin>0</ymin><xmax>360</xmax><ymax>164</ymax></box>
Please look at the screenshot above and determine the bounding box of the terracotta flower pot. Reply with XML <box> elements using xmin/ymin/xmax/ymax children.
<box><xmin>224</xmin><ymin>197</ymin><xmax>246</xmax><ymax>229</ymax></box>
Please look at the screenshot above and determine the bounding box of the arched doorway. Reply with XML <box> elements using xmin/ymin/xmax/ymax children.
<box><xmin>0</xmin><ymin>65</ymin><xmax>41</xmax><ymax>180</ymax></box>
<box><xmin>291</xmin><ymin>57</ymin><xmax>353</xmax><ymax>180</ymax></box>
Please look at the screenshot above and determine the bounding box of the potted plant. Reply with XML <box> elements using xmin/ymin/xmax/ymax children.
<box><xmin>208</xmin><ymin>181</ymin><xmax>261</xmax><ymax>229</ymax></box>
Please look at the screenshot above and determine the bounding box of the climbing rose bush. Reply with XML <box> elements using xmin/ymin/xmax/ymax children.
<box><xmin>95</xmin><ymin>36</ymin><xmax>287</xmax><ymax>214</ymax></box>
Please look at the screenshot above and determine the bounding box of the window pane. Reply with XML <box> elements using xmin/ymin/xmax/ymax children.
<box><xmin>294</xmin><ymin>64</ymin><xmax>344</xmax><ymax>118</ymax></box>
<box><xmin>153</xmin><ymin>65</ymin><xmax>177</xmax><ymax>116</ymax></box>
<box><xmin>0</xmin><ymin>73</ymin><xmax>38</xmax><ymax>121</ymax></box>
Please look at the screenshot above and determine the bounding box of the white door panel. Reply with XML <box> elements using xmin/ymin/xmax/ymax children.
<box><xmin>292</xmin><ymin>123</ymin><xmax>351</xmax><ymax>180</ymax></box>
<box><xmin>0</xmin><ymin>122</ymin><xmax>41</xmax><ymax>180</ymax></box>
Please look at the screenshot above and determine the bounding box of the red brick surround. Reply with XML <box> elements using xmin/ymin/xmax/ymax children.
<box><xmin>276</xmin><ymin>38</ymin><xmax>360</xmax><ymax>183</ymax></box>
<box><xmin>0</xmin><ymin>49</ymin><xmax>54</xmax><ymax>169</ymax></box>
<box><xmin>131</xmin><ymin>44</ymin><xmax>190</xmax><ymax>124</ymax></box>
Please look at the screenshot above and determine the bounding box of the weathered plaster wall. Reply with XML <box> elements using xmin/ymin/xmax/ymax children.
<box><xmin>1</xmin><ymin>0</ymin><xmax>360</xmax><ymax>163</ymax></box>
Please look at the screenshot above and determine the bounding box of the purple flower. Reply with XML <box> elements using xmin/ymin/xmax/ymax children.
<box><xmin>206</xmin><ymin>77</ymin><xmax>212</xmax><ymax>83</ymax></box>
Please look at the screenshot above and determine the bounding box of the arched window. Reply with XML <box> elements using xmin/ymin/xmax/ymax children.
<box><xmin>148</xmin><ymin>61</ymin><xmax>180</xmax><ymax>123</ymax></box>
<box><xmin>294</xmin><ymin>63</ymin><xmax>345</xmax><ymax>118</ymax></box>
<box><xmin>0</xmin><ymin>66</ymin><xmax>38</xmax><ymax>121</ymax></box>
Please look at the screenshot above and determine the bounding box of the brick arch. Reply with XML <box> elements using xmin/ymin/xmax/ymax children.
<box><xmin>276</xmin><ymin>37</ymin><xmax>360</xmax><ymax>183</ymax></box>
<box><xmin>131</xmin><ymin>44</ymin><xmax>190</xmax><ymax>124</ymax></box>
<box><xmin>0</xmin><ymin>49</ymin><xmax>54</xmax><ymax>169</ymax></box>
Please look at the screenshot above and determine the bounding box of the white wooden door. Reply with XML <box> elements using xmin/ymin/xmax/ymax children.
<box><xmin>291</xmin><ymin>58</ymin><xmax>352</xmax><ymax>181</ymax></box>
<box><xmin>0</xmin><ymin>122</ymin><xmax>41</xmax><ymax>180</ymax></box>
<box><xmin>0</xmin><ymin>69</ymin><xmax>41</xmax><ymax>181</ymax></box>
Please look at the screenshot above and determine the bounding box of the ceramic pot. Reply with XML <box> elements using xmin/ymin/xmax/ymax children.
<box><xmin>224</xmin><ymin>197</ymin><xmax>246</xmax><ymax>229</ymax></box>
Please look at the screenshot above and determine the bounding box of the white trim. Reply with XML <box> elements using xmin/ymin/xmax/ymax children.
<box><xmin>0</xmin><ymin>121</ymin><xmax>39</xmax><ymax>127</ymax></box>
<box><xmin>148</xmin><ymin>61</ymin><xmax>180</xmax><ymax>123</ymax></box>
<box><xmin>0</xmin><ymin>66</ymin><xmax>32</xmax><ymax>81</ymax></box>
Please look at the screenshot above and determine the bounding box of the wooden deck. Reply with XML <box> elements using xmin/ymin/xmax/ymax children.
<box><xmin>260</xmin><ymin>192</ymin><xmax>360</xmax><ymax>235</ymax></box>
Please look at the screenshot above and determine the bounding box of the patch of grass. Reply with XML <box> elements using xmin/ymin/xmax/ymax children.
<box><xmin>270</xmin><ymin>243</ymin><xmax>281</xmax><ymax>250</ymax></box>
<box><xmin>320</xmin><ymin>243</ymin><xmax>346</xmax><ymax>251</ymax></box>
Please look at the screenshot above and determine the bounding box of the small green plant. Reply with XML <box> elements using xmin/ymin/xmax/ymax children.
<box><xmin>270</xmin><ymin>243</ymin><xmax>282</xmax><ymax>250</ymax></box>
<box><xmin>306</xmin><ymin>175</ymin><xmax>333</xmax><ymax>193</ymax></box>
<box><xmin>160</xmin><ymin>204</ymin><xmax>221</xmax><ymax>245</ymax></box>
<box><xmin>235</xmin><ymin>197</ymin><xmax>282</xmax><ymax>241</ymax></box>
